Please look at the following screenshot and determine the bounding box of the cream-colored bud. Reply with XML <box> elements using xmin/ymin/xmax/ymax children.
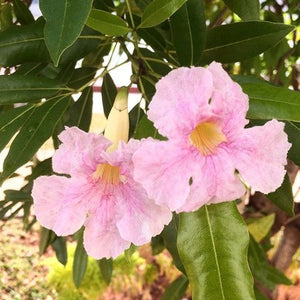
<box><xmin>104</xmin><ymin>86</ymin><xmax>129</xmax><ymax>151</ymax></box>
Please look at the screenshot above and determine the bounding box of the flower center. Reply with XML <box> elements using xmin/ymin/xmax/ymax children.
<box><xmin>189</xmin><ymin>122</ymin><xmax>226</xmax><ymax>155</ymax></box>
<box><xmin>92</xmin><ymin>163</ymin><xmax>120</xmax><ymax>185</ymax></box>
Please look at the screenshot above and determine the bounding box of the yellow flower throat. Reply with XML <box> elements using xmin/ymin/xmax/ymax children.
<box><xmin>92</xmin><ymin>163</ymin><xmax>120</xmax><ymax>185</ymax></box>
<box><xmin>189</xmin><ymin>122</ymin><xmax>226</xmax><ymax>155</ymax></box>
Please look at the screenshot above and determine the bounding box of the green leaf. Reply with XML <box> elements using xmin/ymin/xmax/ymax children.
<box><xmin>267</xmin><ymin>174</ymin><xmax>294</xmax><ymax>216</ymax></box>
<box><xmin>201</xmin><ymin>21</ymin><xmax>294</xmax><ymax>64</ymax></box>
<box><xmin>101</xmin><ymin>73</ymin><xmax>117</xmax><ymax>118</ymax></box>
<box><xmin>151</xmin><ymin>234</ymin><xmax>165</xmax><ymax>255</ymax></box>
<box><xmin>240</xmin><ymin>82</ymin><xmax>300</xmax><ymax>122</ymax></box>
<box><xmin>162</xmin><ymin>275</ymin><xmax>189</xmax><ymax>300</ymax></box>
<box><xmin>140</xmin><ymin>0</ymin><xmax>187</xmax><ymax>28</ymax></box>
<box><xmin>0</xmin><ymin>3</ymin><xmax>13</xmax><ymax>31</ymax></box>
<box><xmin>12</xmin><ymin>0</ymin><xmax>35</xmax><ymax>25</ymax></box>
<box><xmin>178</xmin><ymin>202</ymin><xmax>255</xmax><ymax>300</ymax></box>
<box><xmin>254</xmin><ymin>286</ymin><xmax>268</xmax><ymax>300</ymax></box>
<box><xmin>129</xmin><ymin>103</ymin><xmax>145</xmax><ymax>138</ymax></box>
<box><xmin>68</xmin><ymin>67</ymin><xmax>97</xmax><ymax>90</ymax></box>
<box><xmin>39</xmin><ymin>227</ymin><xmax>56</xmax><ymax>255</ymax></box>
<box><xmin>0</xmin><ymin>19</ymin><xmax>50</xmax><ymax>66</ymax></box>
<box><xmin>66</xmin><ymin>87</ymin><xmax>93</xmax><ymax>132</ymax></box>
<box><xmin>223</xmin><ymin>0</ymin><xmax>260</xmax><ymax>21</ymax></box>
<box><xmin>0</xmin><ymin>97</ymin><xmax>71</xmax><ymax>182</ymax></box>
<box><xmin>0</xmin><ymin>105</ymin><xmax>34</xmax><ymax>152</ymax></box>
<box><xmin>86</xmin><ymin>9</ymin><xmax>130</xmax><ymax>36</ymax></box>
<box><xmin>248</xmin><ymin>235</ymin><xmax>292</xmax><ymax>290</ymax></box>
<box><xmin>285</xmin><ymin>121</ymin><xmax>300</xmax><ymax>166</ymax></box>
<box><xmin>52</xmin><ymin>237</ymin><xmax>68</xmax><ymax>266</ymax></box>
<box><xmin>247</xmin><ymin>214</ymin><xmax>275</xmax><ymax>242</ymax></box>
<box><xmin>134</xmin><ymin>115</ymin><xmax>165</xmax><ymax>140</ymax></box>
<box><xmin>98</xmin><ymin>258</ymin><xmax>113</xmax><ymax>285</ymax></box>
<box><xmin>170</xmin><ymin>0</ymin><xmax>206</xmax><ymax>66</ymax></box>
<box><xmin>73</xmin><ymin>234</ymin><xmax>88</xmax><ymax>288</ymax></box>
<box><xmin>40</xmin><ymin>0</ymin><xmax>93</xmax><ymax>66</ymax></box>
<box><xmin>0</xmin><ymin>75</ymin><xmax>67</xmax><ymax>105</ymax></box>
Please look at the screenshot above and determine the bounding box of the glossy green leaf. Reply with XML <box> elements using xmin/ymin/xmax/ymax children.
<box><xmin>0</xmin><ymin>3</ymin><xmax>13</xmax><ymax>31</ymax></box>
<box><xmin>101</xmin><ymin>73</ymin><xmax>117</xmax><ymax>118</ymax></box>
<box><xmin>151</xmin><ymin>234</ymin><xmax>165</xmax><ymax>255</ymax></box>
<box><xmin>39</xmin><ymin>227</ymin><xmax>56</xmax><ymax>255</ymax></box>
<box><xmin>129</xmin><ymin>103</ymin><xmax>145</xmax><ymax>138</ymax></box>
<box><xmin>223</xmin><ymin>0</ymin><xmax>260</xmax><ymax>21</ymax></box>
<box><xmin>285</xmin><ymin>121</ymin><xmax>300</xmax><ymax>166</ymax></box>
<box><xmin>0</xmin><ymin>19</ymin><xmax>50</xmax><ymax>66</ymax></box>
<box><xmin>86</xmin><ymin>9</ymin><xmax>130</xmax><ymax>36</ymax></box>
<box><xmin>178</xmin><ymin>202</ymin><xmax>255</xmax><ymax>300</ymax></box>
<box><xmin>25</xmin><ymin>158</ymin><xmax>52</xmax><ymax>182</ymax></box>
<box><xmin>12</xmin><ymin>0</ymin><xmax>35</xmax><ymax>25</ymax></box>
<box><xmin>140</xmin><ymin>0</ymin><xmax>187</xmax><ymax>28</ymax></box>
<box><xmin>0</xmin><ymin>75</ymin><xmax>67</xmax><ymax>105</ymax></box>
<box><xmin>52</xmin><ymin>237</ymin><xmax>68</xmax><ymax>266</ymax></box>
<box><xmin>134</xmin><ymin>115</ymin><xmax>165</xmax><ymax>140</ymax></box>
<box><xmin>66</xmin><ymin>87</ymin><xmax>93</xmax><ymax>132</ymax></box>
<box><xmin>267</xmin><ymin>174</ymin><xmax>294</xmax><ymax>216</ymax></box>
<box><xmin>247</xmin><ymin>214</ymin><xmax>275</xmax><ymax>242</ymax></box>
<box><xmin>98</xmin><ymin>258</ymin><xmax>113</xmax><ymax>285</ymax></box>
<box><xmin>40</xmin><ymin>0</ymin><xmax>93</xmax><ymax>66</ymax></box>
<box><xmin>240</xmin><ymin>82</ymin><xmax>300</xmax><ymax>122</ymax></box>
<box><xmin>170</xmin><ymin>0</ymin><xmax>206</xmax><ymax>66</ymax></box>
<box><xmin>68</xmin><ymin>68</ymin><xmax>97</xmax><ymax>90</ymax></box>
<box><xmin>73</xmin><ymin>235</ymin><xmax>88</xmax><ymax>287</ymax></box>
<box><xmin>201</xmin><ymin>21</ymin><xmax>294</xmax><ymax>64</ymax></box>
<box><xmin>248</xmin><ymin>235</ymin><xmax>292</xmax><ymax>290</ymax></box>
<box><xmin>162</xmin><ymin>275</ymin><xmax>189</xmax><ymax>300</ymax></box>
<box><xmin>0</xmin><ymin>97</ymin><xmax>71</xmax><ymax>182</ymax></box>
<box><xmin>0</xmin><ymin>105</ymin><xmax>34</xmax><ymax>152</ymax></box>
<box><xmin>82</xmin><ymin>42</ymin><xmax>112</xmax><ymax>68</ymax></box>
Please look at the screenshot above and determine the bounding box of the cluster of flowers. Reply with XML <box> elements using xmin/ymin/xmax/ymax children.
<box><xmin>32</xmin><ymin>62</ymin><xmax>290</xmax><ymax>259</ymax></box>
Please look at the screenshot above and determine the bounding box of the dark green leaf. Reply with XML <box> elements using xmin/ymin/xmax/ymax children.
<box><xmin>140</xmin><ymin>0</ymin><xmax>187</xmax><ymax>28</ymax></box>
<box><xmin>0</xmin><ymin>105</ymin><xmax>34</xmax><ymax>152</ymax></box>
<box><xmin>137</xmin><ymin>27</ymin><xmax>166</xmax><ymax>54</ymax></box>
<box><xmin>12</xmin><ymin>0</ymin><xmax>35</xmax><ymax>25</ymax></box>
<box><xmin>162</xmin><ymin>275</ymin><xmax>189</xmax><ymax>300</ymax></box>
<box><xmin>178</xmin><ymin>202</ymin><xmax>255</xmax><ymax>300</ymax></box>
<box><xmin>134</xmin><ymin>115</ymin><xmax>165</xmax><ymax>140</ymax></box>
<box><xmin>86</xmin><ymin>9</ymin><xmax>130</xmax><ymax>36</ymax></box>
<box><xmin>66</xmin><ymin>87</ymin><xmax>93</xmax><ymax>132</ymax></box>
<box><xmin>170</xmin><ymin>0</ymin><xmax>206</xmax><ymax>66</ymax></box>
<box><xmin>129</xmin><ymin>103</ymin><xmax>145</xmax><ymax>138</ymax></box>
<box><xmin>285</xmin><ymin>122</ymin><xmax>300</xmax><ymax>166</ymax></box>
<box><xmin>223</xmin><ymin>0</ymin><xmax>260</xmax><ymax>21</ymax></box>
<box><xmin>0</xmin><ymin>75</ymin><xmax>67</xmax><ymax>105</ymax></box>
<box><xmin>101</xmin><ymin>73</ymin><xmax>117</xmax><ymax>118</ymax></box>
<box><xmin>68</xmin><ymin>68</ymin><xmax>97</xmax><ymax>90</ymax></box>
<box><xmin>201</xmin><ymin>21</ymin><xmax>294</xmax><ymax>64</ymax></box>
<box><xmin>151</xmin><ymin>234</ymin><xmax>165</xmax><ymax>255</ymax></box>
<box><xmin>248</xmin><ymin>235</ymin><xmax>292</xmax><ymax>290</ymax></box>
<box><xmin>0</xmin><ymin>19</ymin><xmax>50</xmax><ymax>66</ymax></box>
<box><xmin>0</xmin><ymin>97</ymin><xmax>71</xmax><ymax>182</ymax></box>
<box><xmin>39</xmin><ymin>227</ymin><xmax>56</xmax><ymax>255</ymax></box>
<box><xmin>98</xmin><ymin>258</ymin><xmax>113</xmax><ymax>285</ymax></box>
<box><xmin>73</xmin><ymin>234</ymin><xmax>88</xmax><ymax>287</ymax></box>
<box><xmin>82</xmin><ymin>42</ymin><xmax>112</xmax><ymax>68</ymax></box>
<box><xmin>40</xmin><ymin>0</ymin><xmax>93</xmax><ymax>66</ymax></box>
<box><xmin>0</xmin><ymin>3</ymin><xmax>13</xmax><ymax>31</ymax></box>
<box><xmin>267</xmin><ymin>174</ymin><xmax>294</xmax><ymax>216</ymax></box>
<box><xmin>26</xmin><ymin>158</ymin><xmax>52</xmax><ymax>182</ymax></box>
<box><xmin>52</xmin><ymin>237</ymin><xmax>68</xmax><ymax>266</ymax></box>
<box><xmin>254</xmin><ymin>286</ymin><xmax>268</xmax><ymax>300</ymax></box>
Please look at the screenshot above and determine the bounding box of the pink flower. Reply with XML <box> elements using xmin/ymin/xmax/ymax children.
<box><xmin>133</xmin><ymin>62</ymin><xmax>291</xmax><ymax>213</ymax></box>
<box><xmin>32</xmin><ymin>127</ymin><xmax>172</xmax><ymax>259</ymax></box>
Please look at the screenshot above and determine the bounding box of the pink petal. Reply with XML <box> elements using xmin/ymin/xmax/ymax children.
<box><xmin>116</xmin><ymin>182</ymin><xmax>172</xmax><ymax>245</ymax></box>
<box><xmin>32</xmin><ymin>175</ymin><xmax>88</xmax><ymax>236</ymax></box>
<box><xmin>233</xmin><ymin>120</ymin><xmax>291</xmax><ymax>194</ymax></box>
<box><xmin>83</xmin><ymin>201</ymin><xmax>131</xmax><ymax>259</ymax></box>
<box><xmin>133</xmin><ymin>138</ymin><xmax>197</xmax><ymax>211</ymax></box>
<box><xmin>53</xmin><ymin>127</ymin><xmax>111</xmax><ymax>176</ymax></box>
<box><xmin>148</xmin><ymin>67</ymin><xmax>213</xmax><ymax>139</ymax></box>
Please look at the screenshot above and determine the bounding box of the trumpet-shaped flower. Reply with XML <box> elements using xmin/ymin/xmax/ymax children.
<box><xmin>133</xmin><ymin>62</ymin><xmax>291</xmax><ymax>213</ymax></box>
<box><xmin>32</xmin><ymin>127</ymin><xmax>172</xmax><ymax>258</ymax></box>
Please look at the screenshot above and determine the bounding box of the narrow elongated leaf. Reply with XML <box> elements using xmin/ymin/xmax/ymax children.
<box><xmin>170</xmin><ymin>0</ymin><xmax>206</xmax><ymax>66</ymax></box>
<box><xmin>40</xmin><ymin>0</ymin><xmax>93</xmax><ymax>66</ymax></box>
<box><xmin>247</xmin><ymin>214</ymin><xmax>275</xmax><ymax>242</ymax></box>
<box><xmin>0</xmin><ymin>19</ymin><xmax>50</xmax><ymax>66</ymax></box>
<box><xmin>267</xmin><ymin>174</ymin><xmax>294</xmax><ymax>216</ymax></box>
<box><xmin>178</xmin><ymin>202</ymin><xmax>255</xmax><ymax>300</ymax></box>
<box><xmin>101</xmin><ymin>73</ymin><xmax>117</xmax><ymax>118</ymax></box>
<box><xmin>12</xmin><ymin>0</ymin><xmax>35</xmax><ymax>25</ymax></box>
<box><xmin>0</xmin><ymin>105</ymin><xmax>34</xmax><ymax>152</ymax></box>
<box><xmin>0</xmin><ymin>97</ymin><xmax>71</xmax><ymax>182</ymax></box>
<box><xmin>285</xmin><ymin>121</ymin><xmax>300</xmax><ymax>166</ymax></box>
<box><xmin>0</xmin><ymin>75</ymin><xmax>67</xmax><ymax>105</ymax></box>
<box><xmin>73</xmin><ymin>235</ymin><xmax>88</xmax><ymax>287</ymax></box>
<box><xmin>140</xmin><ymin>0</ymin><xmax>187</xmax><ymax>28</ymax></box>
<box><xmin>241</xmin><ymin>82</ymin><xmax>300</xmax><ymax>122</ymax></box>
<box><xmin>98</xmin><ymin>258</ymin><xmax>113</xmax><ymax>285</ymax></box>
<box><xmin>39</xmin><ymin>227</ymin><xmax>56</xmax><ymax>255</ymax></box>
<box><xmin>248</xmin><ymin>235</ymin><xmax>292</xmax><ymax>290</ymax></box>
<box><xmin>223</xmin><ymin>0</ymin><xmax>260</xmax><ymax>21</ymax></box>
<box><xmin>129</xmin><ymin>103</ymin><xmax>145</xmax><ymax>138</ymax></box>
<box><xmin>52</xmin><ymin>237</ymin><xmax>68</xmax><ymax>266</ymax></box>
<box><xmin>86</xmin><ymin>9</ymin><xmax>130</xmax><ymax>36</ymax></box>
<box><xmin>162</xmin><ymin>275</ymin><xmax>189</xmax><ymax>300</ymax></box>
<box><xmin>201</xmin><ymin>21</ymin><xmax>294</xmax><ymax>64</ymax></box>
<box><xmin>68</xmin><ymin>68</ymin><xmax>97</xmax><ymax>90</ymax></box>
